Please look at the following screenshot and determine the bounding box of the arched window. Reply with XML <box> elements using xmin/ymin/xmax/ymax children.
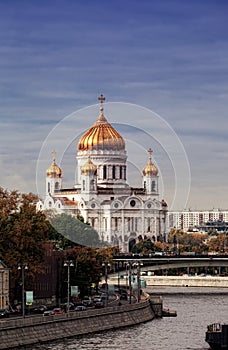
<box><xmin>55</xmin><ymin>182</ymin><xmax>59</xmax><ymax>190</ymax></box>
<box><xmin>83</xmin><ymin>180</ymin><xmax>85</xmax><ymax>191</ymax></box>
<box><xmin>112</xmin><ymin>166</ymin><xmax>116</xmax><ymax>179</ymax></box>
<box><xmin>152</xmin><ymin>180</ymin><xmax>156</xmax><ymax>192</ymax></box>
<box><xmin>144</xmin><ymin>181</ymin><xmax>146</xmax><ymax>190</ymax></box>
<box><xmin>90</xmin><ymin>179</ymin><xmax>95</xmax><ymax>191</ymax></box>
<box><xmin>103</xmin><ymin>165</ymin><xmax>107</xmax><ymax>179</ymax></box>
<box><xmin>119</xmin><ymin>166</ymin><xmax>122</xmax><ymax>179</ymax></box>
<box><xmin>48</xmin><ymin>182</ymin><xmax>50</xmax><ymax>193</ymax></box>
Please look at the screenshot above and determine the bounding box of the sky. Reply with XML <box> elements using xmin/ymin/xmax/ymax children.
<box><xmin>0</xmin><ymin>0</ymin><xmax>228</xmax><ymax>211</ymax></box>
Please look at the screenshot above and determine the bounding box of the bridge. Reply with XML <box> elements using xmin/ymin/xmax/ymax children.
<box><xmin>113</xmin><ymin>255</ymin><xmax>228</xmax><ymax>273</ymax></box>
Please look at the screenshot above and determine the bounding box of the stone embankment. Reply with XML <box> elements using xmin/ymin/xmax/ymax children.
<box><xmin>108</xmin><ymin>275</ymin><xmax>228</xmax><ymax>288</ymax></box>
<box><xmin>144</xmin><ymin>275</ymin><xmax>228</xmax><ymax>287</ymax></box>
<box><xmin>0</xmin><ymin>295</ymin><xmax>161</xmax><ymax>349</ymax></box>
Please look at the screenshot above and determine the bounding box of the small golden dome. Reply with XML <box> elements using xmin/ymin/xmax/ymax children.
<box><xmin>46</xmin><ymin>151</ymin><xmax>62</xmax><ymax>178</ymax></box>
<box><xmin>142</xmin><ymin>148</ymin><xmax>158</xmax><ymax>176</ymax></box>
<box><xmin>78</xmin><ymin>94</ymin><xmax>125</xmax><ymax>152</ymax></box>
<box><xmin>81</xmin><ymin>157</ymin><xmax>97</xmax><ymax>175</ymax></box>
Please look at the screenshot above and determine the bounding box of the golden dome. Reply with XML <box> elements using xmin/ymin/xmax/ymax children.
<box><xmin>81</xmin><ymin>157</ymin><xmax>97</xmax><ymax>175</ymax></box>
<box><xmin>78</xmin><ymin>94</ymin><xmax>125</xmax><ymax>152</ymax></box>
<box><xmin>46</xmin><ymin>151</ymin><xmax>62</xmax><ymax>178</ymax></box>
<box><xmin>142</xmin><ymin>148</ymin><xmax>158</xmax><ymax>176</ymax></box>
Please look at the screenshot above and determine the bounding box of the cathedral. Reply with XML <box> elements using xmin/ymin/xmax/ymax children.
<box><xmin>37</xmin><ymin>95</ymin><xmax>168</xmax><ymax>252</ymax></box>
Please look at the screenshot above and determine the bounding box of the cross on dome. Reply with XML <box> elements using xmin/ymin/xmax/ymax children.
<box><xmin>52</xmin><ymin>150</ymin><xmax>56</xmax><ymax>162</ymax></box>
<box><xmin>148</xmin><ymin>148</ymin><xmax>153</xmax><ymax>160</ymax></box>
<box><xmin>98</xmin><ymin>94</ymin><xmax>106</xmax><ymax>112</ymax></box>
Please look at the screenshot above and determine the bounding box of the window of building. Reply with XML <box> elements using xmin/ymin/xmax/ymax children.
<box><xmin>119</xmin><ymin>166</ymin><xmax>122</xmax><ymax>179</ymax></box>
<box><xmin>103</xmin><ymin>165</ymin><xmax>107</xmax><ymax>179</ymax></box>
<box><xmin>152</xmin><ymin>181</ymin><xmax>156</xmax><ymax>192</ymax></box>
<box><xmin>112</xmin><ymin>165</ymin><xmax>116</xmax><ymax>179</ymax></box>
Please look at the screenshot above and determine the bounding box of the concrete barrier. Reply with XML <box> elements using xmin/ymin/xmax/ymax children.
<box><xmin>0</xmin><ymin>297</ymin><xmax>156</xmax><ymax>349</ymax></box>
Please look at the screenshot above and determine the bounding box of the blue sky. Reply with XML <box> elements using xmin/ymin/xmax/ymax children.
<box><xmin>0</xmin><ymin>0</ymin><xmax>228</xmax><ymax>210</ymax></box>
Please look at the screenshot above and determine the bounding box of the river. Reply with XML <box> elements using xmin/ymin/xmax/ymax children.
<box><xmin>28</xmin><ymin>287</ymin><xmax>228</xmax><ymax>350</ymax></box>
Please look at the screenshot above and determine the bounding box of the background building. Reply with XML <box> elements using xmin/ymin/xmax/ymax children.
<box><xmin>37</xmin><ymin>95</ymin><xmax>168</xmax><ymax>252</ymax></box>
<box><xmin>168</xmin><ymin>209</ymin><xmax>228</xmax><ymax>231</ymax></box>
<box><xmin>0</xmin><ymin>261</ymin><xmax>9</xmax><ymax>309</ymax></box>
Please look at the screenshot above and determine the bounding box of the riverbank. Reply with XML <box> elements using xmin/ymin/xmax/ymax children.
<box><xmin>108</xmin><ymin>275</ymin><xmax>228</xmax><ymax>288</ymax></box>
<box><xmin>0</xmin><ymin>295</ymin><xmax>160</xmax><ymax>349</ymax></box>
<box><xmin>143</xmin><ymin>275</ymin><xmax>228</xmax><ymax>287</ymax></box>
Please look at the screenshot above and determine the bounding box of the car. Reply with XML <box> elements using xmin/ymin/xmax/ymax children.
<box><xmin>0</xmin><ymin>309</ymin><xmax>10</xmax><ymax>318</ymax></box>
<box><xmin>94</xmin><ymin>301</ymin><xmax>104</xmax><ymax>308</ymax></box>
<box><xmin>82</xmin><ymin>300</ymin><xmax>93</xmax><ymax>307</ymax></box>
<box><xmin>32</xmin><ymin>305</ymin><xmax>48</xmax><ymax>314</ymax></box>
<box><xmin>93</xmin><ymin>296</ymin><xmax>102</xmax><ymax>303</ymax></box>
<box><xmin>61</xmin><ymin>302</ymin><xmax>75</xmax><ymax>311</ymax></box>
<box><xmin>75</xmin><ymin>305</ymin><xmax>86</xmax><ymax>311</ymax></box>
<box><xmin>43</xmin><ymin>310</ymin><xmax>55</xmax><ymax>316</ymax></box>
<box><xmin>53</xmin><ymin>308</ymin><xmax>64</xmax><ymax>315</ymax></box>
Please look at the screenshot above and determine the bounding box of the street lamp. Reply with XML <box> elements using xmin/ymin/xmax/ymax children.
<box><xmin>0</xmin><ymin>270</ymin><xmax>4</xmax><ymax>309</ymax></box>
<box><xmin>134</xmin><ymin>261</ymin><xmax>143</xmax><ymax>302</ymax></box>
<box><xmin>102</xmin><ymin>261</ymin><xmax>110</xmax><ymax>307</ymax></box>
<box><xmin>17</xmin><ymin>263</ymin><xmax>28</xmax><ymax>318</ymax></box>
<box><xmin>64</xmin><ymin>260</ymin><xmax>74</xmax><ymax>314</ymax></box>
<box><xmin>124</xmin><ymin>261</ymin><xmax>133</xmax><ymax>304</ymax></box>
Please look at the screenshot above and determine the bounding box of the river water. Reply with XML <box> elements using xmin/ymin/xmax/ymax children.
<box><xmin>28</xmin><ymin>287</ymin><xmax>228</xmax><ymax>350</ymax></box>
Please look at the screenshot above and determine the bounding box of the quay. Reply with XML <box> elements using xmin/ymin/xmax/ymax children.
<box><xmin>0</xmin><ymin>294</ymin><xmax>162</xmax><ymax>349</ymax></box>
<box><xmin>143</xmin><ymin>275</ymin><xmax>228</xmax><ymax>288</ymax></box>
<box><xmin>108</xmin><ymin>275</ymin><xmax>228</xmax><ymax>288</ymax></box>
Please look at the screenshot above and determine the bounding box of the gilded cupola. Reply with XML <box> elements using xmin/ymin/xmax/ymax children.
<box><xmin>142</xmin><ymin>148</ymin><xmax>158</xmax><ymax>176</ymax></box>
<box><xmin>81</xmin><ymin>156</ymin><xmax>97</xmax><ymax>175</ymax></box>
<box><xmin>78</xmin><ymin>94</ymin><xmax>125</xmax><ymax>152</ymax></box>
<box><xmin>46</xmin><ymin>151</ymin><xmax>62</xmax><ymax>178</ymax></box>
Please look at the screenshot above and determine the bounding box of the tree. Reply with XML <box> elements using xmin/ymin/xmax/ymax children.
<box><xmin>0</xmin><ymin>188</ymin><xmax>51</xmax><ymax>301</ymax></box>
<box><xmin>62</xmin><ymin>246</ymin><xmax>114</xmax><ymax>298</ymax></box>
<box><xmin>49</xmin><ymin>213</ymin><xmax>101</xmax><ymax>248</ymax></box>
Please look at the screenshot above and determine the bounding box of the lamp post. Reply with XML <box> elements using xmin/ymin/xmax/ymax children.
<box><xmin>124</xmin><ymin>261</ymin><xmax>133</xmax><ymax>304</ymax></box>
<box><xmin>17</xmin><ymin>263</ymin><xmax>28</xmax><ymax>318</ymax></box>
<box><xmin>135</xmin><ymin>261</ymin><xmax>143</xmax><ymax>302</ymax></box>
<box><xmin>0</xmin><ymin>270</ymin><xmax>4</xmax><ymax>309</ymax></box>
<box><xmin>64</xmin><ymin>260</ymin><xmax>74</xmax><ymax>314</ymax></box>
<box><xmin>102</xmin><ymin>261</ymin><xmax>110</xmax><ymax>307</ymax></box>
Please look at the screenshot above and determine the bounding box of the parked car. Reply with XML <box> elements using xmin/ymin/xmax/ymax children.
<box><xmin>53</xmin><ymin>308</ymin><xmax>64</xmax><ymax>315</ymax></box>
<box><xmin>32</xmin><ymin>305</ymin><xmax>48</xmax><ymax>314</ymax></box>
<box><xmin>0</xmin><ymin>309</ymin><xmax>10</xmax><ymax>318</ymax></box>
<box><xmin>43</xmin><ymin>310</ymin><xmax>55</xmax><ymax>316</ymax></box>
<box><xmin>94</xmin><ymin>301</ymin><xmax>104</xmax><ymax>308</ymax></box>
<box><xmin>93</xmin><ymin>296</ymin><xmax>102</xmax><ymax>303</ymax></box>
<box><xmin>75</xmin><ymin>305</ymin><xmax>86</xmax><ymax>311</ymax></box>
<box><xmin>61</xmin><ymin>302</ymin><xmax>75</xmax><ymax>311</ymax></box>
<box><xmin>82</xmin><ymin>300</ymin><xmax>93</xmax><ymax>307</ymax></box>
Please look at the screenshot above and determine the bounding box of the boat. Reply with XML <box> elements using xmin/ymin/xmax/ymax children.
<box><xmin>205</xmin><ymin>323</ymin><xmax>228</xmax><ymax>349</ymax></box>
<box><xmin>162</xmin><ymin>308</ymin><xmax>177</xmax><ymax>317</ymax></box>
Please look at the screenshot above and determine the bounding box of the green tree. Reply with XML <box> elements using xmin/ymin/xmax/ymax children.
<box><xmin>50</xmin><ymin>213</ymin><xmax>101</xmax><ymax>248</ymax></box>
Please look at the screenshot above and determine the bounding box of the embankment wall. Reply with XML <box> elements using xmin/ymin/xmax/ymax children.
<box><xmin>144</xmin><ymin>275</ymin><xmax>228</xmax><ymax>287</ymax></box>
<box><xmin>0</xmin><ymin>297</ymin><xmax>158</xmax><ymax>349</ymax></box>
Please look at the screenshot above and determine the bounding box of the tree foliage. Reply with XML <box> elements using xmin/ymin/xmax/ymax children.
<box><xmin>0</xmin><ymin>188</ymin><xmax>51</xmax><ymax>296</ymax></box>
<box><xmin>49</xmin><ymin>213</ymin><xmax>101</xmax><ymax>248</ymax></box>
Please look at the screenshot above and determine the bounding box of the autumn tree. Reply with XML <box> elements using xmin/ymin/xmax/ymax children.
<box><xmin>0</xmin><ymin>187</ymin><xmax>51</xmax><ymax>301</ymax></box>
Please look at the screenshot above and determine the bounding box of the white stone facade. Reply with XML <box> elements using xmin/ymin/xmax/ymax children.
<box><xmin>37</xmin><ymin>97</ymin><xmax>168</xmax><ymax>252</ymax></box>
